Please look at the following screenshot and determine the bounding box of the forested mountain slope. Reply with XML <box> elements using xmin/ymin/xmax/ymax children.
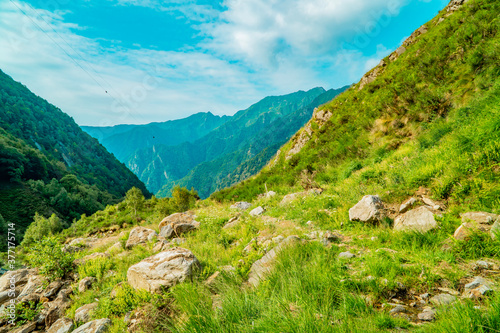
<box><xmin>0</xmin><ymin>69</ymin><xmax>149</xmax><ymax>244</ymax></box>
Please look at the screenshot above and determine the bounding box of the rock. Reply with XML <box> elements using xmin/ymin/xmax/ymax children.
<box><xmin>390</xmin><ymin>305</ymin><xmax>406</xmax><ymax>314</ymax></box>
<box><xmin>126</xmin><ymin>227</ymin><xmax>158</xmax><ymax>249</ymax></box>
<box><xmin>491</xmin><ymin>220</ymin><xmax>500</xmax><ymax>240</ymax></box>
<box><xmin>158</xmin><ymin>213</ymin><xmax>200</xmax><ymax>239</ymax></box>
<box><xmin>230</xmin><ymin>202</ymin><xmax>251</xmax><ymax>210</ymax></box>
<box><xmin>447</xmin><ymin>0</ymin><xmax>470</xmax><ymax>12</ymax></box>
<box><xmin>422</xmin><ymin>196</ymin><xmax>441</xmax><ymax>210</ymax></box>
<box><xmin>45</xmin><ymin>290</ymin><xmax>72</xmax><ymax>328</ymax></box>
<box><xmin>43</xmin><ymin>280</ymin><xmax>64</xmax><ymax>299</ymax></box>
<box><xmin>394</xmin><ymin>206</ymin><xmax>437</xmax><ymax>233</ymax></box>
<box><xmin>280</xmin><ymin>192</ymin><xmax>307</xmax><ymax>205</ymax></box>
<box><xmin>127</xmin><ymin>248</ymin><xmax>200</xmax><ymax>293</ymax></box>
<box><xmin>474</xmin><ymin>260</ymin><xmax>493</xmax><ymax>270</ymax></box>
<box><xmin>152</xmin><ymin>240</ymin><xmax>170</xmax><ymax>253</ymax></box>
<box><xmin>461</xmin><ymin>212</ymin><xmax>498</xmax><ymax>225</ymax></box>
<box><xmin>0</xmin><ymin>269</ymin><xmax>33</xmax><ymax>292</ymax></box>
<box><xmin>171</xmin><ymin>238</ymin><xmax>185</xmax><ymax>245</ymax></box>
<box><xmin>453</xmin><ymin>222</ymin><xmax>490</xmax><ymax>241</ymax></box>
<box><xmin>18</xmin><ymin>274</ymin><xmax>43</xmax><ymax>299</ymax></box>
<box><xmin>11</xmin><ymin>321</ymin><xmax>37</xmax><ymax>333</ymax></box>
<box><xmin>47</xmin><ymin>317</ymin><xmax>74</xmax><ymax>333</ymax></box>
<box><xmin>71</xmin><ymin>318</ymin><xmax>111</xmax><ymax>333</ymax></box>
<box><xmin>418</xmin><ymin>308</ymin><xmax>436</xmax><ymax>321</ymax></box>
<box><xmin>338</xmin><ymin>251</ymin><xmax>355</xmax><ymax>259</ymax></box>
<box><xmin>105</xmin><ymin>242</ymin><xmax>123</xmax><ymax>254</ymax></box>
<box><xmin>69</xmin><ymin>238</ymin><xmax>91</xmax><ymax>247</ymax></box>
<box><xmin>75</xmin><ymin>302</ymin><xmax>98</xmax><ymax>323</ymax></box>
<box><xmin>78</xmin><ymin>277</ymin><xmax>97</xmax><ymax>293</ymax></box>
<box><xmin>399</xmin><ymin>197</ymin><xmax>417</xmax><ymax>213</ymax></box>
<box><xmin>323</xmin><ymin>231</ymin><xmax>341</xmax><ymax>243</ymax></box>
<box><xmin>463</xmin><ymin>276</ymin><xmax>494</xmax><ymax>299</ymax></box>
<box><xmin>389</xmin><ymin>46</ymin><xmax>406</xmax><ymax>61</ymax></box>
<box><xmin>265</xmin><ymin>191</ymin><xmax>276</xmax><ymax>198</ymax></box>
<box><xmin>349</xmin><ymin>195</ymin><xmax>385</xmax><ymax>224</ymax></box>
<box><xmin>74</xmin><ymin>252</ymin><xmax>110</xmax><ymax>266</ymax></box>
<box><xmin>223</xmin><ymin>216</ymin><xmax>240</xmax><ymax>229</ymax></box>
<box><xmin>248</xmin><ymin>236</ymin><xmax>300</xmax><ymax>287</ymax></box>
<box><xmin>430</xmin><ymin>293</ymin><xmax>456</xmax><ymax>306</ymax></box>
<box><xmin>249</xmin><ymin>206</ymin><xmax>265</xmax><ymax>217</ymax></box>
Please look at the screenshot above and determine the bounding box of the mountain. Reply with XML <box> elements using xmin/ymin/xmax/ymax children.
<box><xmin>0</xmin><ymin>69</ymin><xmax>150</xmax><ymax>244</ymax></box>
<box><xmin>157</xmin><ymin>87</ymin><xmax>349</xmax><ymax>198</ymax></box>
<box><xmin>88</xmin><ymin>86</ymin><xmax>348</xmax><ymax>198</ymax></box>
<box><xmin>81</xmin><ymin>112</ymin><xmax>230</xmax><ymax>162</ymax></box>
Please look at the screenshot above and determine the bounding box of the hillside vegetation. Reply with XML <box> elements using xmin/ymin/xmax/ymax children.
<box><xmin>0</xmin><ymin>70</ymin><xmax>150</xmax><ymax>245</ymax></box>
<box><xmin>2</xmin><ymin>0</ymin><xmax>500</xmax><ymax>333</ymax></box>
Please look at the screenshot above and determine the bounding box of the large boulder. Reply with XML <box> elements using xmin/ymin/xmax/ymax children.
<box><xmin>74</xmin><ymin>302</ymin><xmax>98</xmax><ymax>323</ymax></box>
<box><xmin>127</xmin><ymin>248</ymin><xmax>200</xmax><ymax>293</ymax></box>
<box><xmin>349</xmin><ymin>195</ymin><xmax>385</xmax><ymax>223</ymax></box>
<box><xmin>47</xmin><ymin>317</ymin><xmax>74</xmax><ymax>333</ymax></box>
<box><xmin>125</xmin><ymin>227</ymin><xmax>158</xmax><ymax>249</ymax></box>
<box><xmin>0</xmin><ymin>269</ymin><xmax>33</xmax><ymax>292</ymax></box>
<box><xmin>394</xmin><ymin>206</ymin><xmax>437</xmax><ymax>233</ymax></box>
<box><xmin>158</xmin><ymin>213</ymin><xmax>200</xmax><ymax>239</ymax></box>
<box><xmin>248</xmin><ymin>236</ymin><xmax>300</xmax><ymax>287</ymax></box>
<box><xmin>71</xmin><ymin>318</ymin><xmax>111</xmax><ymax>333</ymax></box>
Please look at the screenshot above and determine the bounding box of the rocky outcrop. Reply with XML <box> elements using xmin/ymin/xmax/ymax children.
<box><xmin>126</xmin><ymin>227</ymin><xmax>158</xmax><ymax>249</ymax></box>
<box><xmin>359</xmin><ymin>60</ymin><xmax>386</xmax><ymax>90</ymax></box>
<box><xmin>394</xmin><ymin>206</ymin><xmax>437</xmax><ymax>233</ymax></box>
<box><xmin>249</xmin><ymin>206</ymin><xmax>265</xmax><ymax>217</ymax></box>
<box><xmin>71</xmin><ymin>318</ymin><xmax>111</xmax><ymax>333</ymax></box>
<box><xmin>0</xmin><ymin>269</ymin><xmax>34</xmax><ymax>293</ymax></box>
<box><xmin>158</xmin><ymin>213</ymin><xmax>200</xmax><ymax>239</ymax></box>
<box><xmin>127</xmin><ymin>248</ymin><xmax>200</xmax><ymax>293</ymax></box>
<box><xmin>46</xmin><ymin>317</ymin><xmax>74</xmax><ymax>333</ymax></box>
<box><xmin>248</xmin><ymin>236</ymin><xmax>300</xmax><ymax>287</ymax></box>
<box><xmin>74</xmin><ymin>303</ymin><xmax>98</xmax><ymax>323</ymax></box>
<box><xmin>349</xmin><ymin>195</ymin><xmax>385</xmax><ymax>224</ymax></box>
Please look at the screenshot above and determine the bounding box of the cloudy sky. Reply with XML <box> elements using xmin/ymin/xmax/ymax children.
<box><xmin>0</xmin><ymin>0</ymin><xmax>449</xmax><ymax>126</ymax></box>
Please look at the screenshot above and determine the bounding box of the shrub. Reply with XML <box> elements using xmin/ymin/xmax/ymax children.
<box><xmin>25</xmin><ymin>236</ymin><xmax>74</xmax><ymax>281</ymax></box>
<box><xmin>21</xmin><ymin>213</ymin><xmax>63</xmax><ymax>247</ymax></box>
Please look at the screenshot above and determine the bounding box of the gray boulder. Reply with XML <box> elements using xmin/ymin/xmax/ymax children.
<box><xmin>249</xmin><ymin>206</ymin><xmax>265</xmax><ymax>217</ymax></box>
<box><xmin>430</xmin><ymin>293</ymin><xmax>456</xmax><ymax>306</ymax></box>
<box><xmin>125</xmin><ymin>227</ymin><xmax>158</xmax><ymax>249</ymax></box>
<box><xmin>349</xmin><ymin>195</ymin><xmax>385</xmax><ymax>223</ymax></box>
<box><xmin>158</xmin><ymin>213</ymin><xmax>200</xmax><ymax>239</ymax></box>
<box><xmin>127</xmin><ymin>248</ymin><xmax>200</xmax><ymax>293</ymax></box>
<box><xmin>74</xmin><ymin>303</ymin><xmax>98</xmax><ymax>323</ymax></box>
<box><xmin>71</xmin><ymin>318</ymin><xmax>111</xmax><ymax>333</ymax></box>
<box><xmin>47</xmin><ymin>317</ymin><xmax>74</xmax><ymax>333</ymax></box>
<box><xmin>394</xmin><ymin>206</ymin><xmax>437</xmax><ymax>233</ymax></box>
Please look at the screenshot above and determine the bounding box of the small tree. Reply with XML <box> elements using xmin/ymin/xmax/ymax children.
<box><xmin>125</xmin><ymin>187</ymin><xmax>145</xmax><ymax>217</ymax></box>
<box><xmin>171</xmin><ymin>186</ymin><xmax>199</xmax><ymax>212</ymax></box>
<box><xmin>22</xmin><ymin>213</ymin><xmax>62</xmax><ymax>247</ymax></box>
<box><xmin>25</xmin><ymin>236</ymin><xmax>74</xmax><ymax>281</ymax></box>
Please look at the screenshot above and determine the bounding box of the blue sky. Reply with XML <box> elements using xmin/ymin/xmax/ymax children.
<box><xmin>0</xmin><ymin>0</ymin><xmax>449</xmax><ymax>126</ymax></box>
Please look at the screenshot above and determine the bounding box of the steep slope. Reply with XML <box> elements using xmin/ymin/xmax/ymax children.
<box><xmin>0</xmin><ymin>69</ymin><xmax>150</xmax><ymax>242</ymax></box>
<box><xmin>213</xmin><ymin>0</ymin><xmax>500</xmax><ymax>208</ymax></box>
<box><xmin>159</xmin><ymin>87</ymin><xmax>349</xmax><ymax>198</ymax></box>
<box><xmin>82</xmin><ymin>112</ymin><xmax>230</xmax><ymax>161</ymax></box>
<box><xmin>129</xmin><ymin>87</ymin><xmax>334</xmax><ymax>196</ymax></box>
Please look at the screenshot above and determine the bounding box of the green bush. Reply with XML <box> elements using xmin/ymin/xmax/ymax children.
<box><xmin>25</xmin><ymin>236</ymin><xmax>74</xmax><ymax>281</ymax></box>
<box><xmin>21</xmin><ymin>213</ymin><xmax>63</xmax><ymax>247</ymax></box>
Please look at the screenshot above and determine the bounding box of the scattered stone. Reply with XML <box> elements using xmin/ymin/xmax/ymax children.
<box><xmin>394</xmin><ymin>206</ymin><xmax>437</xmax><ymax>233</ymax></box>
<box><xmin>323</xmin><ymin>231</ymin><xmax>341</xmax><ymax>243</ymax></box>
<box><xmin>43</xmin><ymin>280</ymin><xmax>64</xmax><ymax>299</ymax></box>
<box><xmin>473</xmin><ymin>260</ymin><xmax>494</xmax><ymax>270</ymax></box>
<box><xmin>223</xmin><ymin>216</ymin><xmax>240</xmax><ymax>229</ymax></box>
<box><xmin>127</xmin><ymin>248</ymin><xmax>200</xmax><ymax>293</ymax></box>
<box><xmin>437</xmin><ymin>288</ymin><xmax>460</xmax><ymax>296</ymax></box>
<box><xmin>71</xmin><ymin>318</ymin><xmax>111</xmax><ymax>333</ymax></box>
<box><xmin>248</xmin><ymin>236</ymin><xmax>300</xmax><ymax>287</ymax></box>
<box><xmin>463</xmin><ymin>276</ymin><xmax>494</xmax><ymax>299</ymax></box>
<box><xmin>280</xmin><ymin>192</ymin><xmax>307</xmax><ymax>205</ymax></box>
<box><xmin>158</xmin><ymin>213</ymin><xmax>200</xmax><ymax>239</ymax></box>
<box><xmin>338</xmin><ymin>251</ymin><xmax>355</xmax><ymax>259</ymax></box>
<box><xmin>78</xmin><ymin>277</ymin><xmax>97</xmax><ymax>293</ymax></box>
<box><xmin>418</xmin><ymin>308</ymin><xmax>436</xmax><ymax>321</ymax></box>
<box><xmin>422</xmin><ymin>196</ymin><xmax>441</xmax><ymax>210</ymax></box>
<box><xmin>430</xmin><ymin>293</ymin><xmax>457</xmax><ymax>306</ymax></box>
<box><xmin>461</xmin><ymin>212</ymin><xmax>498</xmax><ymax>225</ymax></box>
<box><xmin>265</xmin><ymin>191</ymin><xmax>277</xmax><ymax>198</ymax></box>
<box><xmin>75</xmin><ymin>303</ymin><xmax>98</xmax><ymax>323</ymax></box>
<box><xmin>399</xmin><ymin>197</ymin><xmax>417</xmax><ymax>213</ymax></box>
<box><xmin>249</xmin><ymin>206</ymin><xmax>265</xmax><ymax>217</ymax></box>
<box><xmin>74</xmin><ymin>253</ymin><xmax>110</xmax><ymax>266</ymax></box>
<box><xmin>390</xmin><ymin>305</ymin><xmax>406</xmax><ymax>314</ymax></box>
<box><xmin>46</xmin><ymin>317</ymin><xmax>74</xmax><ymax>333</ymax></box>
<box><xmin>349</xmin><ymin>195</ymin><xmax>385</xmax><ymax>224</ymax></box>
<box><xmin>230</xmin><ymin>202</ymin><xmax>251</xmax><ymax>210</ymax></box>
<box><xmin>126</xmin><ymin>227</ymin><xmax>158</xmax><ymax>249</ymax></box>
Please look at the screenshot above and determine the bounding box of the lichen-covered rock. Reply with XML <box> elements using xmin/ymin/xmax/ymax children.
<box><xmin>349</xmin><ymin>195</ymin><xmax>385</xmax><ymax>223</ymax></box>
<box><xmin>158</xmin><ymin>213</ymin><xmax>200</xmax><ymax>239</ymax></box>
<box><xmin>71</xmin><ymin>318</ymin><xmax>111</xmax><ymax>333</ymax></box>
<box><xmin>126</xmin><ymin>227</ymin><xmax>158</xmax><ymax>249</ymax></box>
<box><xmin>127</xmin><ymin>248</ymin><xmax>200</xmax><ymax>293</ymax></box>
<box><xmin>394</xmin><ymin>206</ymin><xmax>437</xmax><ymax>233</ymax></box>
<box><xmin>46</xmin><ymin>317</ymin><xmax>74</xmax><ymax>333</ymax></box>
